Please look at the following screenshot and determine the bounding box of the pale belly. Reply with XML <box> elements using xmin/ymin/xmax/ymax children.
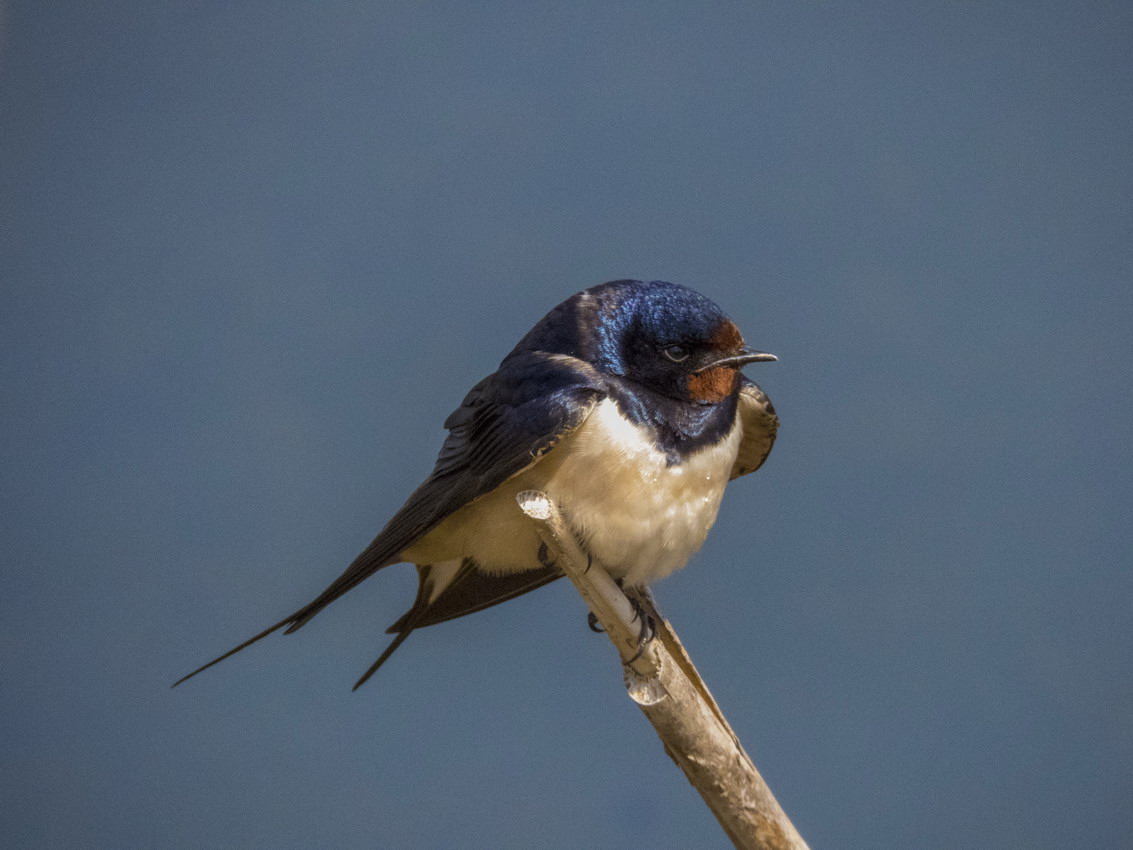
<box><xmin>402</xmin><ymin>398</ymin><xmax>742</xmax><ymax>588</ymax></box>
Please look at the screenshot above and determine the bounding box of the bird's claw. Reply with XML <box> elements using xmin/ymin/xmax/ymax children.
<box><xmin>585</xmin><ymin>592</ymin><xmax>656</xmax><ymax>663</ymax></box>
<box><xmin>623</xmin><ymin>596</ymin><xmax>657</xmax><ymax>665</ymax></box>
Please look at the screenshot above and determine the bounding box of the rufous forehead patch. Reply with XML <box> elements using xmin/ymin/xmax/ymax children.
<box><xmin>709</xmin><ymin>319</ymin><xmax>744</xmax><ymax>351</ymax></box>
<box><xmin>687</xmin><ymin>366</ymin><xmax>738</xmax><ymax>404</ymax></box>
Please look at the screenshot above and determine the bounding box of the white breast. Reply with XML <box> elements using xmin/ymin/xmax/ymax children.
<box><xmin>405</xmin><ymin>398</ymin><xmax>742</xmax><ymax>588</ymax></box>
<box><xmin>535</xmin><ymin>398</ymin><xmax>741</xmax><ymax>586</ymax></box>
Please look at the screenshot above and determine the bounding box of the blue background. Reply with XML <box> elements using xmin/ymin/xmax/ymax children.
<box><xmin>3</xmin><ymin>3</ymin><xmax>1130</xmax><ymax>848</ymax></box>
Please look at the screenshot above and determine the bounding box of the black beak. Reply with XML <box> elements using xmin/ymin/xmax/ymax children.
<box><xmin>695</xmin><ymin>346</ymin><xmax>778</xmax><ymax>373</ymax></box>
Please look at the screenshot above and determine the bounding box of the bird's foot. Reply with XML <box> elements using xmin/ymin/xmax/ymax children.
<box><xmin>623</xmin><ymin>591</ymin><xmax>657</xmax><ymax>664</ymax></box>
<box><xmin>585</xmin><ymin>587</ymin><xmax>657</xmax><ymax>662</ymax></box>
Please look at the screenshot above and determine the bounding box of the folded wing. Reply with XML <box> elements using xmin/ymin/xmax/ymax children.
<box><xmin>174</xmin><ymin>352</ymin><xmax>605</xmax><ymax>687</ymax></box>
<box><xmin>730</xmin><ymin>377</ymin><xmax>779</xmax><ymax>479</ymax></box>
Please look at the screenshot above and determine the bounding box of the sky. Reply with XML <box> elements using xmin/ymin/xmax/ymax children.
<box><xmin>2</xmin><ymin>2</ymin><xmax>1131</xmax><ymax>848</ymax></box>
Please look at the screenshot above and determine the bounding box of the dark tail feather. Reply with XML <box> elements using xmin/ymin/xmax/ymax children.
<box><xmin>175</xmin><ymin>558</ymin><xmax>564</xmax><ymax>690</ymax></box>
<box><xmin>175</xmin><ymin>554</ymin><xmax>415</xmax><ymax>690</ymax></box>
<box><xmin>352</xmin><ymin>627</ymin><xmax>417</xmax><ymax>691</ymax></box>
<box><xmin>353</xmin><ymin>562</ymin><xmax>566</xmax><ymax>690</ymax></box>
<box><xmin>171</xmin><ymin>611</ymin><xmax>298</xmax><ymax>688</ymax></box>
<box><xmin>389</xmin><ymin>562</ymin><xmax>560</xmax><ymax>632</ymax></box>
<box><xmin>349</xmin><ymin>562</ymin><xmax>444</xmax><ymax>690</ymax></box>
<box><xmin>282</xmin><ymin>545</ymin><xmax>396</xmax><ymax>634</ymax></box>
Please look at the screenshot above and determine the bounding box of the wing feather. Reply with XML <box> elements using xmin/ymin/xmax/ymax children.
<box><xmin>730</xmin><ymin>377</ymin><xmax>779</xmax><ymax>479</ymax></box>
<box><xmin>175</xmin><ymin>353</ymin><xmax>604</xmax><ymax>687</ymax></box>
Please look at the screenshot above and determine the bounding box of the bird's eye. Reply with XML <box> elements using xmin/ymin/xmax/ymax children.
<box><xmin>662</xmin><ymin>344</ymin><xmax>690</xmax><ymax>363</ymax></box>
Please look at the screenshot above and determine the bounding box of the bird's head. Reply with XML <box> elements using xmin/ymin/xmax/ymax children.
<box><xmin>587</xmin><ymin>280</ymin><xmax>776</xmax><ymax>405</ymax></box>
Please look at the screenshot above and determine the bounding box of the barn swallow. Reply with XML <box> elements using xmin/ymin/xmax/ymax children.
<box><xmin>175</xmin><ymin>279</ymin><xmax>778</xmax><ymax>690</ymax></box>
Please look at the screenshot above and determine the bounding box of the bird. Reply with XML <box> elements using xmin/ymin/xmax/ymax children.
<box><xmin>175</xmin><ymin>279</ymin><xmax>779</xmax><ymax>690</ymax></box>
